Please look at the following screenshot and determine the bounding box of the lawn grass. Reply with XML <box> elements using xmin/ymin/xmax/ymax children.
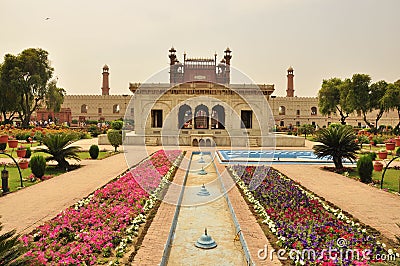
<box><xmin>30</xmin><ymin>151</ymin><xmax>115</xmax><ymax>160</ymax></box>
<box><xmin>347</xmin><ymin>168</ymin><xmax>400</xmax><ymax>193</ymax></box>
<box><xmin>1</xmin><ymin>165</ymin><xmax>67</xmax><ymax>193</ymax></box>
<box><xmin>76</xmin><ymin>151</ymin><xmax>117</xmax><ymax>160</ymax></box>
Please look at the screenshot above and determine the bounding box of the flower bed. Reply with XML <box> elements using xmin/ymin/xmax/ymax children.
<box><xmin>229</xmin><ymin>165</ymin><xmax>395</xmax><ymax>265</ymax></box>
<box><xmin>22</xmin><ymin>150</ymin><xmax>182</xmax><ymax>265</ymax></box>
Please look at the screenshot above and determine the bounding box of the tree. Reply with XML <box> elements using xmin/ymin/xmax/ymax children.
<box><xmin>347</xmin><ymin>74</ymin><xmax>372</xmax><ymax>128</ymax></box>
<box><xmin>36</xmin><ymin>133</ymin><xmax>81</xmax><ymax>169</ymax></box>
<box><xmin>107</xmin><ymin>130</ymin><xmax>122</xmax><ymax>152</ymax></box>
<box><xmin>299</xmin><ymin>124</ymin><xmax>315</xmax><ymax>138</ymax></box>
<box><xmin>313</xmin><ymin>125</ymin><xmax>360</xmax><ymax>170</ymax></box>
<box><xmin>0</xmin><ymin>59</ymin><xmax>20</xmax><ymax>124</ymax></box>
<box><xmin>318</xmin><ymin>78</ymin><xmax>353</xmax><ymax>125</ymax></box>
<box><xmin>381</xmin><ymin>82</ymin><xmax>400</xmax><ymax>132</ymax></box>
<box><xmin>45</xmin><ymin>80</ymin><xmax>65</xmax><ymax>113</ymax></box>
<box><xmin>0</xmin><ymin>220</ymin><xmax>30</xmax><ymax>265</ymax></box>
<box><xmin>0</xmin><ymin>48</ymin><xmax>54</xmax><ymax>128</ymax></box>
<box><xmin>368</xmin><ymin>80</ymin><xmax>388</xmax><ymax>129</ymax></box>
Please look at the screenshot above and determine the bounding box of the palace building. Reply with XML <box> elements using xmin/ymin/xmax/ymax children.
<box><xmin>57</xmin><ymin>48</ymin><xmax>399</xmax><ymax>146</ymax></box>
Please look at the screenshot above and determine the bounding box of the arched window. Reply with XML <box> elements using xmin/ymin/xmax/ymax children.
<box><xmin>113</xmin><ymin>104</ymin><xmax>120</xmax><ymax>114</ymax></box>
<box><xmin>81</xmin><ymin>104</ymin><xmax>88</xmax><ymax>114</ymax></box>
<box><xmin>211</xmin><ymin>105</ymin><xmax>225</xmax><ymax>129</ymax></box>
<box><xmin>194</xmin><ymin>105</ymin><xmax>209</xmax><ymax>129</ymax></box>
<box><xmin>178</xmin><ymin>104</ymin><xmax>192</xmax><ymax>129</ymax></box>
<box><xmin>311</xmin><ymin>107</ymin><xmax>317</xmax><ymax>115</ymax></box>
<box><xmin>296</xmin><ymin>110</ymin><xmax>300</xmax><ymax>116</ymax></box>
<box><xmin>279</xmin><ymin>106</ymin><xmax>286</xmax><ymax>115</ymax></box>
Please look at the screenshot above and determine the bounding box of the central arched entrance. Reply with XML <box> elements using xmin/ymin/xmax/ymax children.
<box><xmin>194</xmin><ymin>105</ymin><xmax>209</xmax><ymax>129</ymax></box>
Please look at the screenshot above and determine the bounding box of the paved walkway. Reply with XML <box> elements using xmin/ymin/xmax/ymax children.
<box><xmin>273</xmin><ymin>164</ymin><xmax>400</xmax><ymax>242</ymax></box>
<box><xmin>132</xmin><ymin>152</ymin><xmax>190</xmax><ymax>265</ymax></box>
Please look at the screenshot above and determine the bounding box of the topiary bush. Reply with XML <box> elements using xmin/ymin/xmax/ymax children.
<box><xmin>111</xmin><ymin>120</ymin><xmax>123</xmax><ymax>130</ymax></box>
<box><xmin>89</xmin><ymin>145</ymin><xmax>99</xmax><ymax>159</ymax></box>
<box><xmin>30</xmin><ymin>155</ymin><xmax>46</xmax><ymax>179</ymax></box>
<box><xmin>0</xmin><ymin>142</ymin><xmax>6</xmax><ymax>151</ymax></box>
<box><xmin>107</xmin><ymin>129</ymin><xmax>122</xmax><ymax>152</ymax></box>
<box><xmin>366</xmin><ymin>152</ymin><xmax>376</xmax><ymax>161</ymax></box>
<box><xmin>396</xmin><ymin>147</ymin><xmax>400</xmax><ymax>157</ymax></box>
<box><xmin>24</xmin><ymin>147</ymin><xmax>31</xmax><ymax>158</ymax></box>
<box><xmin>357</xmin><ymin>155</ymin><xmax>373</xmax><ymax>184</ymax></box>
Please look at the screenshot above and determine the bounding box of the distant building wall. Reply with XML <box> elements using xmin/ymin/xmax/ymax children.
<box><xmin>61</xmin><ymin>95</ymin><xmax>133</xmax><ymax>122</ymax></box>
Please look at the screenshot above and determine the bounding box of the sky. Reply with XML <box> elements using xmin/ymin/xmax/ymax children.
<box><xmin>1</xmin><ymin>0</ymin><xmax>399</xmax><ymax>96</ymax></box>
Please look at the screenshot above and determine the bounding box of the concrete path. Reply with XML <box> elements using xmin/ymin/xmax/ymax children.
<box><xmin>273</xmin><ymin>164</ymin><xmax>400</xmax><ymax>242</ymax></box>
<box><xmin>132</xmin><ymin>152</ymin><xmax>191</xmax><ymax>265</ymax></box>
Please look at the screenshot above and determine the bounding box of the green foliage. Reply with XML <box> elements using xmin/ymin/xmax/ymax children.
<box><xmin>107</xmin><ymin>129</ymin><xmax>122</xmax><ymax>152</ymax></box>
<box><xmin>313</xmin><ymin>125</ymin><xmax>360</xmax><ymax>169</ymax></box>
<box><xmin>45</xmin><ymin>80</ymin><xmax>65</xmax><ymax>113</ymax></box>
<box><xmin>33</xmin><ymin>131</ymin><xmax>43</xmax><ymax>144</ymax></box>
<box><xmin>89</xmin><ymin>145</ymin><xmax>99</xmax><ymax>159</ymax></box>
<box><xmin>0</xmin><ymin>220</ymin><xmax>30</xmax><ymax>265</ymax></box>
<box><xmin>71</xmin><ymin>119</ymin><xmax>78</xmax><ymax>124</ymax></box>
<box><xmin>396</xmin><ymin>147</ymin><xmax>400</xmax><ymax>157</ymax></box>
<box><xmin>318</xmin><ymin>78</ymin><xmax>353</xmax><ymax>125</ymax></box>
<box><xmin>0</xmin><ymin>48</ymin><xmax>55</xmax><ymax>128</ymax></box>
<box><xmin>88</xmin><ymin>125</ymin><xmax>101</xmax><ymax>137</ymax></box>
<box><xmin>30</xmin><ymin>155</ymin><xmax>46</xmax><ymax>178</ymax></box>
<box><xmin>24</xmin><ymin>147</ymin><xmax>31</xmax><ymax>158</ymax></box>
<box><xmin>371</xmin><ymin>136</ymin><xmax>384</xmax><ymax>145</ymax></box>
<box><xmin>366</xmin><ymin>152</ymin><xmax>377</xmax><ymax>161</ymax></box>
<box><xmin>357</xmin><ymin>135</ymin><xmax>369</xmax><ymax>144</ymax></box>
<box><xmin>299</xmin><ymin>124</ymin><xmax>315</xmax><ymax>137</ymax></box>
<box><xmin>111</xmin><ymin>120</ymin><xmax>123</xmax><ymax>130</ymax></box>
<box><xmin>357</xmin><ymin>155</ymin><xmax>373</xmax><ymax>183</ymax></box>
<box><xmin>0</xmin><ymin>142</ymin><xmax>6</xmax><ymax>151</ymax></box>
<box><xmin>36</xmin><ymin>133</ymin><xmax>81</xmax><ymax>169</ymax></box>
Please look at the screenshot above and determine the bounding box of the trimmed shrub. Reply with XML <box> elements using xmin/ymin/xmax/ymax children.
<box><xmin>24</xmin><ymin>147</ymin><xmax>32</xmax><ymax>158</ymax></box>
<box><xmin>0</xmin><ymin>142</ymin><xmax>6</xmax><ymax>151</ymax></box>
<box><xmin>30</xmin><ymin>155</ymin><xmax>46</xmax><ymax>179</ymax></box>
<box><xmin>89</xmin><ymin>145</ymin><xmax>99</xmax><ymax>159</ymax></box>
<box><xmin>111</xmin><ymin>121</ymin><xmax>123</xmax><ymax>130</ymax></box>
<box><xmin>107</xmin><ymin>129</ymin><xmax>122</xmax><ymax>152</ymax></box>
<box><xmin>366</xmin><ymin>152</ymin><xmax>376</xmax><ymax>161</ymax></box>
<box><xmin>396</xmin><ymin>147</ymin><xmax>400</xmax><ymax>157</ymax></box>
<box><xmin>357</xmin><ymin>155</ymin><xmax>373</xmax><ymax>184</ymax></box>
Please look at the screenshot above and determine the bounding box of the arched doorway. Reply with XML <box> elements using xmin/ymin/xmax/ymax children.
<box><xmin>194</xmin><ymin>105</ymin><xmax>209</xmax><ymax>129</ymax></box>
<box><xmin>192</xmin><ymin>139</ymin><xmax>198</xmax><ymax>146</ymax></box>
<box><xmin>199</xmin><ymin>139</ymin><xmax>206</xmax><ymax>147</ymax></box>
<box><xmin>206</xmin><ymin>139</ymin><xmax>211</xmax><ymax>146</ymax></box>
<box><xmin>178</xmin><ymin>104</ymin><xmax>192</xmax><ymax>129</ymax></box>
<box><xmin>211</xmin><ymin>105</ymin><xmax>225</xmax><ymax>129</ymax></box>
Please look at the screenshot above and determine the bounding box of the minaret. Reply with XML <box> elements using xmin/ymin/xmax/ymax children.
<box><xmin>102</xmin><ymin>64</ymin><xmax>110</xmax><ymax>95</ymax></box>
<box><xmin>223</xmin><ymin>48</ymin><xmax>232</xmax><ymax>84</ymax></box>
<box><xmin>286</xmin><ymin>66</ymin><xmax>294</xmax><ymax>97</ymax></box>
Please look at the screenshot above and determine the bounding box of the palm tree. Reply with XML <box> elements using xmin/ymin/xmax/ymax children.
<box><xmin>0</xmin><ymin>220</ymin><xmax>29</xmax><ymax>265</ymax></box>
<box><xmin>37</xmin><ymin>133</ymin><xmax>81</xmax><ymax>169</ymax></box>
<box><xmin>313</xmin><ymin>125</ymin><xmax>360</xmax><ymax>169</ymax></box>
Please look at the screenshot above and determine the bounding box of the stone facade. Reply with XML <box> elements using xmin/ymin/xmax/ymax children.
<box><xmin>59</xmin><ymin>50</ymin><xmax>399</xmax><ymax>135</ymax></box>
<box><xmin>127</xmin><ymin>82</ymin><xmax>274</xmax><ymax>146</ymax></box>
<box><xmin>62</xmin><ymin>95</ymin><xmax>132</xmax><ymax>123</ymax></box>
<box><xmin>270</xmin><ymin>96</ymin><xmax>398</xmax><ymax>129</ymax></box>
